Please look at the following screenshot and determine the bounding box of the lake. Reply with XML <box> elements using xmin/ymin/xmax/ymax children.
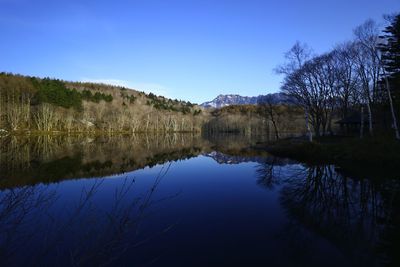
<box><xmin>0</xmin><ymin>134</ymin><xmax>399</xmax><ymax>267</ymax></box>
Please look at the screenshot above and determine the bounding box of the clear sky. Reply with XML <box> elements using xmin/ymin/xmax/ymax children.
<box><xmin>1</xmin><ymin>0</ymin><xmax>399</xmax><ymax>103</ymax></box>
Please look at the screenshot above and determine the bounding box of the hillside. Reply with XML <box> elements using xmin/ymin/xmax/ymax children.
<box><xmin>0</xmin><ymin>72</ymin><xmax>206</xmax><ymax>133</ymax></box>
<box><xmin>0</xmin><ymin>73</ymin><xmax>306</xmax><ymax>136</ymax></box>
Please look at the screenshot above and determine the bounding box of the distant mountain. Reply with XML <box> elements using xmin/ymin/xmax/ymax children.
<box><xmin>200</xmin><ymin>93</ymin><xmax>290</xmax><ymax>108</ymax></box>
<box><xmin>204</xmin><ymin>151</ymin><xmax>265</xmax><ymax>164</ymax></box>
<box><xmin>203</xmin><ymin>151</ymin><xmax>298</xmax><ymax>165</ymax></box>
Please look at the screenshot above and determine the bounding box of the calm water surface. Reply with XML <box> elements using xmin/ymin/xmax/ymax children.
<box><xmin>0</xmin><ymin>134</ymin><xmax>399</xmax><ymax>266</ymax></box>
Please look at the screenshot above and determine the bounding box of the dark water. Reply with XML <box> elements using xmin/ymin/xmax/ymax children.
<box><xmin>0</xmin><ymin>134</ymin><xmax>399</xmax><ymax>267</ymax></box>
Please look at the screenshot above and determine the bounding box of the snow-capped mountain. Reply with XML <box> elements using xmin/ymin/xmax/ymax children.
<box><xmin>203</xmin><ymin>151</ymin><xmax>297</xmax><ymax>165</ymax></box>
<box><xmin>200</xmin><ymin>93</ymin><xmax>289</xmax><ymax>108</ymax></box>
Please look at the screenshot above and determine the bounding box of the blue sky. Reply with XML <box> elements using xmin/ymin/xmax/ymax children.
<box><xmin>1</xmin><ymin>0</ymin><xmax>399</xmax><ymax>103</ymax></box>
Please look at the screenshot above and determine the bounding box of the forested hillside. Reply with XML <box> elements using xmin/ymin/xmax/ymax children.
<box><xmin>0</xmin><ymin>73</ymin><xmax>306</xmax><ymax>136</ymax></box>
<box><xmin>0</xmin><ymin>73</ymin><xmax>205</xmax><ymax>133</ymax></box>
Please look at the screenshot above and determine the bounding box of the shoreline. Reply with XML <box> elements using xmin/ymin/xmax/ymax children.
<box><xmin>0</xmin><ymin>130</ymin><xmax>202</xmax><ymax>137</ymax></box>
<box><xmin>258</xmin><ymin>136</ymin><xmax>400</xmax><ymax>180</ymax></box>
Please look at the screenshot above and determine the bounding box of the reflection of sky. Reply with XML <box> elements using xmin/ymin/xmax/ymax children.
<box><xmin>0</xmin><ymin>154</ymin><xmax>387</xmax><ymax>266</ymax></box>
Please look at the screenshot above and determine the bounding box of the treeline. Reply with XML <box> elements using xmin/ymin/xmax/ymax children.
<box><xmin>145</xmin><ymin>92</ymin><xmax>201</xmax><ymax>115</ymax></box>
<box><xmin>277</xmin><ymin>14</ymin><xmax>400</xmax><ymax>140</ymax></box>
<box><xmin>203</xmin><ymin>104</ymin><xmax>305</xmax><ymax>139</ymax></box>
<box><xmin>0</xmin><ymin>73</ymin><xmax>206</xmax><ymax>133</ymax></box>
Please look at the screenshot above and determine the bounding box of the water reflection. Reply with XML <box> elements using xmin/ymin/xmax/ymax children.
<box><xmin>0</xmin><ymin>134</ymin><xmax>399</xmax><ymax>266</ymax></box>
<box><xmin>256</xmin><ymin>160</ymin><xmax>400</xmax><ymax>267</ymax></box>
<box><xmin>0</xmin><ymin>134</ymin><xmax>206</xmax><ymax>188</ymax></box>
<box><xmin>0</xmin><ymin>133</ymin><xmax>272</xmax><ymax>188</ymax></box>
<box><xmin>255</xmin><ymin>157</ymin><xmax>295</xmax><ymax>189</ymax></box>
<box><xmin>0</xmin><ymin>164</ymin><xmax>178</xmax><ymax>267</ymax></box>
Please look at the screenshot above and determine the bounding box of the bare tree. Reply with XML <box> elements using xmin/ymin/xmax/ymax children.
<box><xmin>259</xmin><ymin>96</ymin><xmax>282</xmax><ymax>140</ymax></box>
<box><xmin>332</xmin><ymin>42</ymin><xmax>361</xmax><ymax>119</ymax></box>
<box><xmin>281</xmin><ymin>52</ymin><xmax>337</xmax><ymax>137</ymax></box>
<box><xmin>34</xmin><ymin>104</ymin><xmax>57</xmax><ymax>131</ymax></box>
<box><xmin>6</xmin><ymin>103</ymin><xmax>23</xmax><ymax>131</ymax></box>
<box><xmin>276</xmin><ymin>42</ymin><xmax>315</xmax><ymax>140</ymax></box>
<box><xmin>275</xmin><ymin>41</ymin><xmax>313</xmax><ymax>76</ymax></box>
<box><xmin>353</xmin><ymin>19</ymin><xmax>383</xmax><ymax>136</ymax></box>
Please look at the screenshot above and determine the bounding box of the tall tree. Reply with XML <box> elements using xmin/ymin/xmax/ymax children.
<box><xmin>353</xmin><ymin>19</ymin><xmax>383</xmax><ymax>136</ymax></box>
<box><xmin>280</xmin><ymin>52</ymin><xmax>337</xmax><ymax>137</ymax></box>
<box><xmin>379</xmin><ymin>13</ymin><xmax>400</xmax><ymax>140</ymax></box>
<box><xmin>380</xmin><ymin>13</ymin><xmax>400</xmax><ymax>81</ymax></box>
<box><xmin>276</xmin><ymin>42</ymin><xmax>314</xmax><ymax>141</ymax></box>
<box><xmin>332</xmin><ymin>42</ymin><xmax>361</xmax><ymax>120</ymax></box>
<box><xmin>258</xmin><ymin>95</ymin><xmax>282</xmax><ymax>140</ymax></box>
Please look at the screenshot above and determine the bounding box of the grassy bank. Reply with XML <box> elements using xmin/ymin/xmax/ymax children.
<box><xmin>262</xmin><ymin>136</ymin><xmax>400</xmax><ymax>180</ymax></box>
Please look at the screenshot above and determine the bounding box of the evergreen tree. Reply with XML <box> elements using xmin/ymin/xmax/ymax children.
<box><xmin>379</xmin><ymin>13</ymin><xmax>400</xmax><ymax>139</ymax></box>
<box><xmin>380</xmin><ymin>13</ymin><xmax>400</xmax><ymax>83</ymax></box>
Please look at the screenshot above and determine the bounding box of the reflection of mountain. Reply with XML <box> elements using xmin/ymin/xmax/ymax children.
<box><xmin>204</xmin><ymin>151</ymin><xmax>265</xmax><ymax>164</ymax></box>
<box><xmin>0</xmin><ymin>134</ymin><xmax>273</xmax><ymax>189</ymax></box>
<box><xmin>206</xmin><ymin>151</ymin><xmax>298</xmax><ymax>165</ymax></box>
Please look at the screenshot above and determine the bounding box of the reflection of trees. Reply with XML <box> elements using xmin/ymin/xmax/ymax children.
<box><xmin>0</xmin><ymin>133</ymin><xmax>283</xmax><ymax>189</ymax></box>
<box><xmin>0</xmin><ymin>163</ymin><xmax>177</xmax><ymax>266</ymax></box>
<box><xmin>375</xmin><ymin>182</ymin><xmax>400</xmax><ymax>267</ymax></box>
<box><xmin>256</xmin><ymin>157</ymin><xmax>282</xmax><ymax>189</ymax></box>
<box><xmin>0</xmin><ymin>134</ymin><xmax>207</xmax><ymax>188</ymax></box>
<box><xmin>256</xmin><ymin>162</ymin><xmax>400</xmax><ymax>266</ymax></box>
<box><xmin>255</xmin><ymin>157</ymin><xmax>296</xmax><ymax>189</ymax></box>
<box><xmin>280</xmin><ymin>165</ymin><xmax>383</xmax><ymax>246</ymax></box>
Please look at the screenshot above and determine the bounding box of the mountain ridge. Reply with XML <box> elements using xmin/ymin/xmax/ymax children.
<box><xmin>200</xmin><ymin>93</ymin><xmax>289</xmax><ymax>108</ymax></box>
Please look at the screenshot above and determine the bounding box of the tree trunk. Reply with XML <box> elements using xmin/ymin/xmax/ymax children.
<box><xmin>360</xmin><ymin>106</ymin><xmax>364</xmax><ymax>139</ymax></box>
<box><xmin>327</xmin><ymin>112</ymin><xmax>333</xmax><ymax>136</ymax></box>
<box><xmin>385</xmin><ymin>77</ymin><xmax>400</xmax><ymax>140</ymax></box>
<box><xmin>366</xmin><ymin>100</ymin><xmax>373</xmax><ymax>136</ymax></box>
<box><xmin>305</xmin><ymin>108</ymin><xmax>313</xmax><ymax>142</ymax></box>
<box><xmin>272</xmin><ymin>120</ymin><xmax>279</xmax><ymax>140</ymax></box>
<box><xmin>269</xmin><ymin>112</ymin><xmax>280</xmax><ymax>140</ymax></box>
